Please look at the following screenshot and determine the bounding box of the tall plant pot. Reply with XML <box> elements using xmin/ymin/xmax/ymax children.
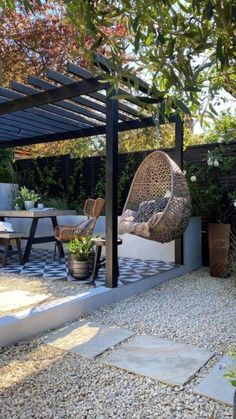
<box><xmin>208</xmin><ymin>223</ymin><xmax>231</xmax><ymax>278</ymax></box>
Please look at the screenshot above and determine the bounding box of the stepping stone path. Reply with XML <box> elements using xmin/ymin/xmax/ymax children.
<box><xmin>43</xmin><ymin>320</ymin><xmax>134</xmax><ymax>358</ymax></box>
<box><xmin>194</xmin><ymin>355</ymin><xmax>236</xmax><ymax>406</ymax></box>
<box><xmin>102</xmin><ymin>335</ymin><xmax>213</xmax><ymax>386</ymax></box>
<box><xmin>0</xmin><ymin>290</ymin><xmax>48</xmax><ymax>313</ymax></box>
<box><xmin>43</xmin><ymin>321</ymin><xmax>233</xmax><ymax>408</ymax></box>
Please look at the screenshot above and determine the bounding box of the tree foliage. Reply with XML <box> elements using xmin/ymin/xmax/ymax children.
<box><xmin>65</xmin><ymin>0</ymin><xmax>236</xmax><ymax>118</ymax></box>
<box><xmin>203</xmin><ymin>111</ymin><xmax>236</xmax><ymax>143</ymax></box>
<box><xmin>1</xmin><ymin>0</ymin><xmax>232</xmax><ymax>158</ymax></box>
<box><xmin>0</xmin><ymin>1</ymin><xmax>81</xmax><ymax>86</ymax></box>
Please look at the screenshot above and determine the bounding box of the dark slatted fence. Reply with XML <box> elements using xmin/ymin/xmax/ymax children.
<box><xmin>16</xmin><ymin>142</ymin><xmax>236</xmax><ymax>266</ymax></box>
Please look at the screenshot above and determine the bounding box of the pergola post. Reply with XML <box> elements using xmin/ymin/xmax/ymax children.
<box><xmin>174</xmin><ymin>115</ymin><xmax>184</xmax><ymax>265</ymax></box>
<box><xmin>105</xmin><ymin>89</ymin><xmax>119</xmax><ymax>288</ymax></box>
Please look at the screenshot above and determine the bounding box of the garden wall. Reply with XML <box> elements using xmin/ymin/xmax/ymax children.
<box><xmin>16</xmin><ymin>142</ymin><xmax>236</xmax><ymax>265</ymax></box>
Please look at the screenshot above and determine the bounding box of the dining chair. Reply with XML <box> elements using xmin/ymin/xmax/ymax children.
<box><xmin>54</xmin><ymin>198</ymin><xmax>105</xmax><ymax>262</ymax></box>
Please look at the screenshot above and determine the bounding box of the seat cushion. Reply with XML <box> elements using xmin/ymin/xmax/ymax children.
<box><xmin>73</xmin><ymin>218</ymin><xmax>94</xmax><ymax>235</ymax></box>
<box><xmin>55</xmin><ymin>219</ymin><xmax>95</xmax><ymax>242</ymax></box>
<box><xmin>118</xmin><ymin>209</ymin><xmax>137</xmax><ymax>235</ymax></box>
<box><xmin>133</xmin><ymin>197</ymin><xmax>168</xmax><ymax>223</ymax></box>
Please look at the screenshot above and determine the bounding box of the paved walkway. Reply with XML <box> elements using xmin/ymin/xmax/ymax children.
<box><xmin>43</xmin><ymin>320</ymin><xmax>235</xmax><ymax>406</ymax></box>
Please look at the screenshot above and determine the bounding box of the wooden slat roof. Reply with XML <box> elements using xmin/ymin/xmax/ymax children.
<box><xmin>0</xmin><ymin>56</ymin><xmax>155</xmax><ymax>148</ymax></box>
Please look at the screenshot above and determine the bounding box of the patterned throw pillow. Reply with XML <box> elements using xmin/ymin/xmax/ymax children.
<box><xmin>133</xmin><ymin>197</ymin><xmax>168</xmax><ymax>223</ymax></box>
<box><xmin>73</xmin><ymin>218</ymin><xmax>94</xmax><ymax>235</ymax></box>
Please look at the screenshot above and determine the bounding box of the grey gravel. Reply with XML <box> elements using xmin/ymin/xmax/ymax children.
<box><xmin>0</xmin><ymin>267</ymin><xmax>235</xmax><ymax>419</ymax></box>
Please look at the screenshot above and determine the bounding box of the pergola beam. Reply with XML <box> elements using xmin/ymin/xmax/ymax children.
<box><xmin>29</xmin><ymin>75</ymin><xmax>109</xmax><ymax>123</ymax></box>
<box><xmin>0</xmin><ymin>88</ymin><xmax>95</xmax><ymax>128</ymax></box>
<box><xmin>12</xmin><ymin>81</ymin><xmax>106</xmax><ymax>124</ymax></box>
<box><xmin>0</xmin><ymin>116</ymin><xmax>157</xmax><ymax>148</ymax></box>
<box><xmin>67</xmin><ymin>62</ymin><xmax>144</xmax><ymax>118</ymax></box>
<box><xmin>95</xmin><ymin>54</ymin><xmax>150</xmax><ymax>95</ymax></box>
<box><xmin>46</xmin><ymin>69</ymin><xmax>132</xmax><ymax>122</ymax></box>
<box><xmin>0</xmin><ymin>77</ymin><xmax>109</xmax><ymax>115</ymax></box>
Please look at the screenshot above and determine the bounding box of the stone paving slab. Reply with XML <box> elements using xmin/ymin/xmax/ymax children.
<box><xmin>103</xmin><ymin>335</ymin><xmax>213</xmax><ymax>386</ymax></box>
<box><xmin>44</xmin><ymin>320</ymin><xmax>134</xmax><ymax>359</ymax></box>
<box><xmin>0</xmin><ymin>290</ymin><xmax>48</xmax><ymax>312</ymax></box>
<box><xmin>194</xmin><ymin>355</ymin><xmax>236</xmax><ymax>406</ymax></box>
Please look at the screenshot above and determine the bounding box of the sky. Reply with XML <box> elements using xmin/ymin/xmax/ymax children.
<box><xmin>193</xmin><ymin>90</ymin><xmax>236</xmax><ymax>134</ymax></box>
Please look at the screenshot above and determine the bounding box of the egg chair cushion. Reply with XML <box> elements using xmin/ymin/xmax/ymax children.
<box><xmin>119</xmin><ymin>209</ymin><xmax>137</xmax><ymax>235</ymax></box>
<box><xmin>133</xmin><ymin>197</ymin><xmax>169</xmax><ymax>223</ymax></box>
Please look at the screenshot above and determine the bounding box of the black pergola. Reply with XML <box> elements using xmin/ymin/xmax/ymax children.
<box><xmin>0</xmin><ymin>56</ymin><xmax>184</xmax><ymax>288</ymax></box>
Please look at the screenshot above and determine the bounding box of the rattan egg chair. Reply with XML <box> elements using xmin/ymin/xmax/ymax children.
<box><xmin>119</xmin><ymin>151</ymin><xmax>191</xmax><ymax>243</ymax></box>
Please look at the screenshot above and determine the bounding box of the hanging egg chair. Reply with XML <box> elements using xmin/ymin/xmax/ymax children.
<box><xmin>119</xmin><ymin>151</ymin><xmax>191</xmax><ymax>243</ymax></box>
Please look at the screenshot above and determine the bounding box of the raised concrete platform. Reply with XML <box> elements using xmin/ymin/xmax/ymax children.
<box><xmin>0</xmin><ymin>290</ymin><xmax>48</xmax><ymax>313</ymax></box>
<box><xmin>0</xmin><ymin>218</ymin><xmax>202</xmax><ymax>348</ymax></box>
<box><xmin>0</xmin><ymin>261</ymin><xmax>200</xmax><ymax>348</ymax></box>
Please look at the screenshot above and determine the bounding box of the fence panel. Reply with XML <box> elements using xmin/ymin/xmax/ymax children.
<box><xmin>16</xmin><ymin>143</ymin><xmax>236</xmax><ymax>266</ymax></box>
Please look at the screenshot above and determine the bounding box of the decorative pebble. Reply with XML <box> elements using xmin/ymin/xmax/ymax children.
<box><xmin>0</xmin><ymin>267</ymin><xmax>235</xmax><ymax>418</ymax></box>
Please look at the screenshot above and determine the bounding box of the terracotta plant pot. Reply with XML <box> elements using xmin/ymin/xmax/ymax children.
<box><xmin>208</xmin><ymin>223</ymin><xmax>231</xmax><ymax>278</ymax></box>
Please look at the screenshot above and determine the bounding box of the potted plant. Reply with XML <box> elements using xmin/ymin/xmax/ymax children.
<box><xmin>186</xmin><ymin>141</ymin><xmax>235</xmax><ymax>278</ymax></box>
<box><xmin>224</xmin><ymin>350</ymin><xmax>236</xmax><ymax>419</ymax></box>
<box><xmin>66</xmin><ymin>235</ymin><xmax>94</xmax><ymax>280</ymax></box>
<box><xmin>14</xmin><ymin>186</ymin><xmax>40</xmax><ymax>210</ymax></box>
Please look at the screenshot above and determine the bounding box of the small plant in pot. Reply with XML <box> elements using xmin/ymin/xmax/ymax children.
<box><xmin>14</xmin><ymin>186</ymin><xmax>40</xmax><ymax>210</ymax></box>
<box><xmin>224</xmin><ymin>349</ymin><xmax>236</xmax><ymax>419</ymax></box>
<box><xmin>66</xmin><ymin>235</ymin><xmax>94</xmax><ymax>280</ymax></box>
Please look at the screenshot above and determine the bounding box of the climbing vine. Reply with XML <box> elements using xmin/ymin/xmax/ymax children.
<box><xmin>118</xmin><ymin>154</ymin><xmax>135</xmax><ymax>214</ymax></box>
<box><xmin>94</xmin><ymin>156</ymin><xmax>106</xmax><ymax>200</ymax></box>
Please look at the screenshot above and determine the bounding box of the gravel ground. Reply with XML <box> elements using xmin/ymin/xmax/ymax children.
<box><xmin>0</xmin><ymin>268</ymin><xmax>235</xmax><ymax>419</ymax></box>
<box><xmin>0</xmin><ymin>272</ymin><xmax>92</xmax><ymax>317</ymax></box>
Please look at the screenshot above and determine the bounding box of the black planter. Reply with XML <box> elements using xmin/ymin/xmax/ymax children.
<box><xmin>68</xmin><ymin>252</ymin><xmax>94</xmax><ymax>280</ymax></box>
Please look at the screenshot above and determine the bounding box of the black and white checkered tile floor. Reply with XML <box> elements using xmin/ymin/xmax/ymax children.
<box><xmin>0</xmin><ymin>248</ymin><xmax>176</xmax><ymax>287</ymax></box>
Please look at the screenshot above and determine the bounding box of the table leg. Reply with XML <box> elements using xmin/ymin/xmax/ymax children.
<box><xmin>2</xmin><ymin>239</ymin><xmax>10</xmax><ymax>267</ymax></box>
<box><xmin>51</xmin><ymin>216</ymin><xmax>64</xmax><ymax>258</ymax></box>
<box><xmin>0</xmin><ymin>217</ymin><xmax>13</xmax><ymax>251</ymax></box>
<box><xmin>16</xmin><ymin>238</ymin><xmax>23</xmax><ymax>265</ymax></box>
<box><xmin>91</xmin><ymin>245</ymin><xmax>102</xmax><ymax>280</ymax></box>
<box><xmin>116</xmin><ymin>259</ymin><xmax>120</xmax><ymax>277</ymax></box>
<box><xmin>23</xmin><ymin>218</ymin><xmax>38</xmax><ymax>263</ymax></box>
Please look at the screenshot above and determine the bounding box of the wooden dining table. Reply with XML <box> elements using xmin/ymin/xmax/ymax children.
<box><xmin>0</xmin><ymin>209</ymin><xmax>77</xmax><ymax>263</ymax></box>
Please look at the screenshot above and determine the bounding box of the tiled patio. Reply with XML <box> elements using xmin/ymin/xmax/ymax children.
<box><xmin>0</xmin><ymin>247</ymin><xmax>176</xmax><ymax>287</ymax></box>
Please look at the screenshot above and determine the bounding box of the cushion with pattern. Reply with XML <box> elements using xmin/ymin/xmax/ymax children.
<box><xmin>133</xmin><ymin>197</ymin><xmax>168</xmax><ymax>223</ymax></box>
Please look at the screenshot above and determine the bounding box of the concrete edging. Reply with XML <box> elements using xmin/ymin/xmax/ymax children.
<box><xmin>0</xmin><ymin>265</ymin><xmax>191</xmax><ymax>348</ymax></box>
